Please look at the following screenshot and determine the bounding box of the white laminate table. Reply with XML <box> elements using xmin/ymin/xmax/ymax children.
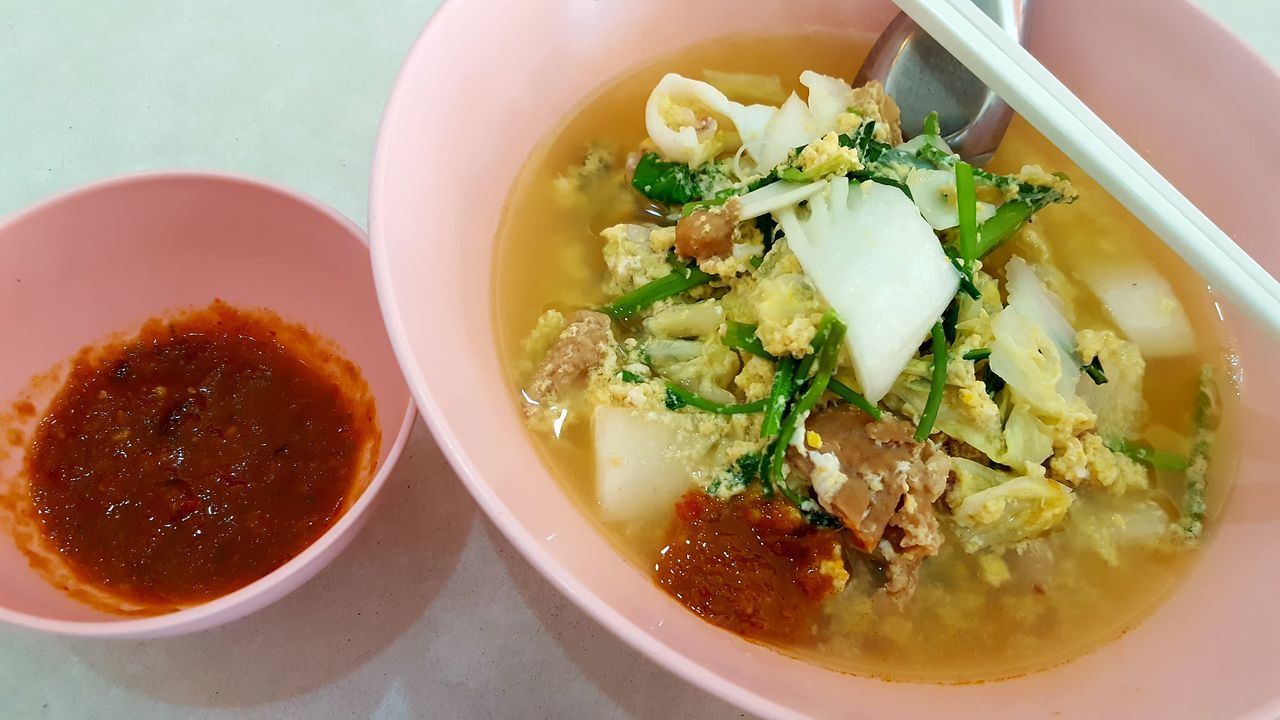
<box><xmin>0</xmin><ymin>2</ymin><xmax>1274</xmax><ymax>718</ymax></box>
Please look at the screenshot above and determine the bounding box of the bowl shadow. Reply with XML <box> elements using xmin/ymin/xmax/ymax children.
<box><xmin>488</xmin><ymin>523</ymin><xmax>747</xmax><ymax>720</ymax></box>
<box><xmin>63</xmin><ymin>420</ymin><xmax>475</xmax><ymax>709</ymax></box>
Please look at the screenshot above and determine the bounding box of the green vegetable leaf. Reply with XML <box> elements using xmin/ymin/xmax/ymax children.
<box><xmin>600</xmin><ymin>261</ymin><xmax>713</xmax><ymax>320</ymax></box>
<box><xmin>723</xmin><ymin>321</ymin><xmax>774</xmax><ymax>359</ymax></box>
<box><xmin>1106</xmin><ymin>438</ymin><xmax>1189</xmax><ymax>472</ymax></box>
<box><xmin>963</xmin><ymin>348</ymin><xmax>992</xmax><ymax>361</ymax></box>
<box><xmin>956</xmin><ymin>160</ymin><xmax>978</xmax><ymax>270</ymax></box>
<box><xmin>619</xmin><ymin>369</ymin><xmax>646</xmax><ymax>384</ymax></box>
<box><xmin>914</xmin><ymin>320</ymin><xmax>949</xmax><ymax>441</ymax></box>
<box><xmin>923</xmin><ymin>111</ymin><xmax>941</xmax><ymax>137</ymax></box>
<box><xmin>1083</xmin><ymin>357</ymin><xmax>1109</xmax><ymax>385</ymax></box>
<box><xmin>760</xmin><ymin>358</ymin><xmax>796</xmax><ymax>439</ymax></box>
<box><xmin>664</xmin><ymin>383</ymin><xmax>768</xmax><ymax>415</ymax></box>
<box><xmin>828</xmin><ymin>378</ymin><xmax>882</xmax><ymax>420</ymax></box>
<box><xmin>631</xmin><ymin>152</ymin><xmax>710</xmax><ymax>205</ymax></box>
<box><xmin>707</xmin><ymin>452</ymin><xmax>764</xmax><ymax>495</ymax></box>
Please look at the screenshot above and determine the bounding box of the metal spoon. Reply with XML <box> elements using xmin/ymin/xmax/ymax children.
<box><xmin>853</xmin><ymin>0</ymin><xmax>1030</xmax><ymax>165</ymax></box>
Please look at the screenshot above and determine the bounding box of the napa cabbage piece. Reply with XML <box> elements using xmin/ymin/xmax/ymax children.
<box><xmin>643</xmin><ymin>300</ymin><xmax>725</xmax><ymax>339</ymax></box>
<box><xmin>948</xmin><ymin>460</ymin><xmax>1075</xmax><ymax>553</ymax></box>
<box><xmin>775</xmin><ymin>177</ymin><xmax>959</xmax><ymax>402</ymax></box>
<box><xmin>593</xmin><ymin>407</ymin><xmax>696</xmax><ymax>521</ymax></box>
<box><xmin>645</xmin><ymin>338</ymin><xmax>741</xmax><ymax>404</ymax></box>
<box><xmin>1075</xmin><ymin>329</ymin><xmax>1146</xmax><ymax>439</ymax></box>
<box><xmin>718</xmin><ymin>239</ymin><xmax>825</xmax><ymax>358</ymax></box>
<box><xmin>1079</xmin><ymin>261</ymin><xmax>1194</xmax><ymax>358</ymax></box>
<box><xmin>990</xmin><ymin>257</ymin><xmax>1082</xmax><ymax>417</ymax></box>
<box><xmin>1066</xmin><ymin>491</ymin><xmax>1176</xmax><ymax>566</ymax></box>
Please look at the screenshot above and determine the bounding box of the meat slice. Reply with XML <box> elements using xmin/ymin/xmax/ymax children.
<box><xmin>788</xmin><ymin>409</ymin><xmax>915</xmax><ymax>550</ymax></box>
<box><xmin>788</xmin><ymin>406</ymin><xmax>951</xmax><ymax>601</ymax></box>
<box><xmin>527</xmin><ymin>310</ymin><xmax>614</xmax><ymax>404</ymax></box>
<box><xmin>675</xmin><ymin>197</ymin><xmax>741</xmax><ymax>262</ymax></box>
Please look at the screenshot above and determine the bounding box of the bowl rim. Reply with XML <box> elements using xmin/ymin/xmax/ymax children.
<box><xmin>0</xmin><ymin>170</ymin><xmax>417</xmax><ymax>638</ymax></box>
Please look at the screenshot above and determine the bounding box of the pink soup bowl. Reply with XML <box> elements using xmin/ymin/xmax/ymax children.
<box><xmin>0</xmin><ymin>172</ymin><xmax>414</xmax><ymax>638</ymax></box>
<box><xmin>371</xmin><ymin>1</ymin><xmax>1280</xmax><ymax>717</ymax></box>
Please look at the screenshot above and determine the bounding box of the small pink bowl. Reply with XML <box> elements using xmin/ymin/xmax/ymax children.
<box><xmin>0</xmin><ymin>172</ymin><xmax>414</xmax><ymax>638</ymax></box>
<box><xmin>372</xmin><ymin>0</ymin><xmax>1280</xmax><ymax>718</ymax></box>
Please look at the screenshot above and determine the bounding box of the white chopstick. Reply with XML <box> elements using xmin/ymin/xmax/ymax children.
<box><xmin>892</xmin><ymin>0</ymin><xmax>1280</xmax><ymax>336</ymax></box>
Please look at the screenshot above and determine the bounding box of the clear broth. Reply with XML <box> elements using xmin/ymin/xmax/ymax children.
<box><xmin>492</xmin><ymin>33</ymin><xmax>1237</xmax><ymax>682</ymax></box>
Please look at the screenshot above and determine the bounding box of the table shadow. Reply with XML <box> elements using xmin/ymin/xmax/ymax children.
<box><xmin>487</xmin><ymin>523</ymin><xmax>748</xmax><ymax>720</ymax></box>
<box><xmin>64</xmin><ymin>421</ymin><xmax>475</xmax><ymax>709</ymax></box>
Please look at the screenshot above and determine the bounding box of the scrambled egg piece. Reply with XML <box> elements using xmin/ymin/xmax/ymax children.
<box><xmin>847</xmin><ymin>80</ymin><xmax>903</xmax><ymax>145</ymax></box>
<box><xmin>745</xmin><ymin>242</ymin><xmax>824</xmax><ymax>358</ymax></box>
<box><xmin>601</xmin><ymin>224</ymin><xmax>673</xmax><ymax>295</ymax></box>
<box><xmin>733</xmin><ymin>355</ymin><xmax>775</xmax><ymax>402</ymax></box>
<box><xmin>796</xmin><ymin>131</ymin><xmax>862</xmax><ymax>178</ymax></box>
<box><xmin>551</xmin><ymin>145</ymin><xmax>618</xmax><ymax>207</ymax></box>
<box><xmin>698</xmin><ymin>220</ymin><xmax>765</xmax><ymax>278</ymax></box>
<box><xmin>951</xmin><ymin>465</ymin><xmax>1075</xmax><ymax>553</ymax></box>
<box><xmin>1050</xmin><ymin>433</ymin><xmax>1149</xmax><ymax>495</ymax></box>
<box><xmin>977</xmin><ymin>553</ymin><xmax>1011</xmax><ymax>588</ymax></box>
<box><xmin>1012</xmin><ymin>164</ymin><xmax>1078</xmax><ymax>203</ymax></box>
<box><xmin>520</xmin><ymin>309</ymin><xmax>568</xmax><ymax>379</ymax></box>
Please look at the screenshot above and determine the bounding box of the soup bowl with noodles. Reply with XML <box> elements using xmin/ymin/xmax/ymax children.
<box><xmin>371</xmin><ymin>0</ymin><xmax>1280</xmax><ymax>717</ymax></box>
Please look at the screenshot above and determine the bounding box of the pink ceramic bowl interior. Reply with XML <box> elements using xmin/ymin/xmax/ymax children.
<box><xmin>371</xmin><ymin>1</ymin><xmax>1280</xmax><ymax>718</ymax></box>
<box><xmin>0</xmin><ymin>172</ymin><xmax>414</xmax><ymax>638</ymax></box>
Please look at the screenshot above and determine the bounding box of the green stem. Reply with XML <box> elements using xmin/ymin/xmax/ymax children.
<box><xmin>955</xmin><ymin>160</ymin><xmax>977</xmax><ymax>270</ymax></box>
<box><xmin>760</xmin><ymin>358</ymin><xmax>796</xmax><ymax>438</ymax></box>
<box><xmin>723</xmin><ymin>321</ymin><xmax>774</xmax><ymax>359</ymax></box>
<box><xmin>1106</xmin><ymin>438</ymin><xmax>1188</xmax><ymax>472</ymax></box>
<box><xmin>664</xmin><ymin>383</ymin><xmax>768</xmax><ymax>415</ymax></box>
<box><xmin>914</xmin><ymin>321</ymin><xmax>948</xmax><ymax>441</ymax></box>
<box><xmin>828</xmin><ymin>379</ymin><xmax>882</xmax><ymax>420</ymax></box>
<box><xmin>600</xmin><ymin>263</ymin><xmax>713</xmax><ymax>320</ymax></box>
<box><xmin>768</xmin><ymin>321</ymin><xmax>847</xmax><ymax>490</ymax></box>
<box><xmin>975</xmin><ymin>201</ymin><xmax>1033</xmax><ymax>257</ymax></box>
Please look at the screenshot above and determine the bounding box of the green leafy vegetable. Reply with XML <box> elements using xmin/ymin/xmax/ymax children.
<box><xmin>941</xmin><ymin>244</ymin><xmax>980</xmax><ymax>301</ymax></box>
<box><xmin>1106</xmin><ymin>438</ymin><xmax>1188</xmax><ymax>472</ymax></box>
<box><xmin>664</xmin><ymin>383</ymin><xmax>768</xmax><ymax>415</ymax></box>
<box><xmin>619</xmin><ymin>370</ymin><xmax>645</xmax><ymax>384</ymax></box>
<box><xmin>680</xmin><ymin>187</ymin><xmax>742</xmax><ymax>217</ymax></box>
<box><xmin>973</xmin><ymin>201</ymin><xmax>1033</xmax><ymax>257</ymax></box>
<box><xmin>706</xmin><ymin>452</ymin><xmax>764</xmax><ymax>495</ymax></box>
<box><xmin>923</xmin><ymin>110</ymin><xmax>941</xmax><ymax>137</ymax></box>
<box><xmin>796</xmin><ymin>311</ymin><xmax>838</xmax><ymax>381</ymax></box>
<box><xmin>761</xmin><ymin>358</ymin><xmax>796</xmax><ymax>438</ymax></box>
<box><xmin>955</xmin><ymin>160</ymin><xmax>978</xmax><ymax>270</ymax></box>
<box><xmin>600</xmin><ymin>261</ymin><xmax>713</xmax><ymax>319</ymax></box>
<box><xmin>963</xmin><ymin>348</ymin><xmax>992</xmax><ymax>361</ymax></box>
<box><xmin>768</xmin><ymin>319</ymin><xmax>847</xmax><ymax>491</ymax></box>
<box><xmin>914</xmin><ymin>321</ymin><xmax>949</xmax><ymax>441</ymax></box>
<box><xmin>828</xmin><ymin>378</ymin><xmax>882</xmax><ymax>420</ymax></box>
<box><xmin>983</xmin><ymin>365</ymin><xmax>1006</xmax><ymax>399</ymax></box>
<box><xmin>630</xmin><ymin>152</ymin><xmax>711</xmax><ymax>205</ymax></box>
<box><xmin>1083</xmin><ymin>356</ymin><xmax>1109</xmax><ymax>385</ymax></box>
<box><xmin>1181</xmin><ymin>366</ymin><xmax>1219</xmax><ymax>542</ymax></box>
<box><xmin>723</xmin><ymin>321</ymin><xmax>774</xmax><ymax>359</ymax></box>
<box><xmin>941</xmin><ymin>298</ymin><xmax>960</xmax><ymax>345</ymax></box>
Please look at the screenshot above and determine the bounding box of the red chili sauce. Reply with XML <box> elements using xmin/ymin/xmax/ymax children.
<box><xmin>25</xmin><ymin>302</ymin><xmax>377</xmax><ymax>609</ymax></box>
<box><xmin>655</xmin><ymin>491</ymin><xmax>843</xmax><ymax>639</ymax></box>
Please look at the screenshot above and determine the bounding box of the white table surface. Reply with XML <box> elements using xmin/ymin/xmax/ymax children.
<box><xmin>1</xmin><ymin>2</ymin><xmax>1275</xmax><ymax>719</ymax></box>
